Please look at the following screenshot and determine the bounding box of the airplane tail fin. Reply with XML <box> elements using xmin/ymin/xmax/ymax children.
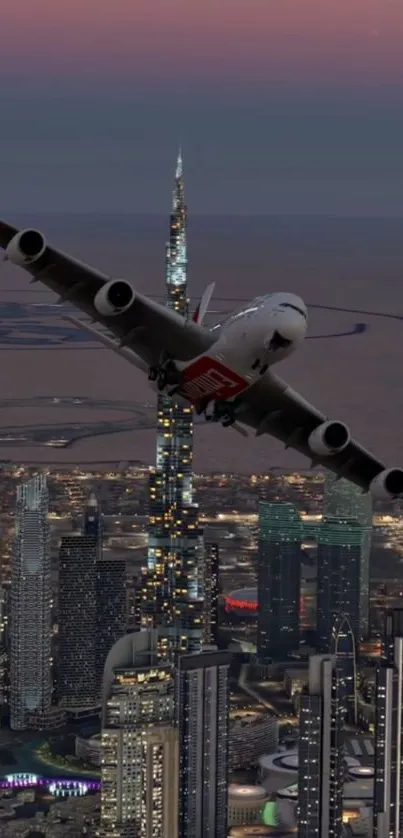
<box><xmin>192</xmin><ymin>282</ymin><xmax>215</xmax><ymax>326</ymax></box>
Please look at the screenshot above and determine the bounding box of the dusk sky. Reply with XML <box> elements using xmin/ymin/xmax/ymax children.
<box><xmin>1</xmin><ymin>0</ymin><xmax>403</xmax><ymax>214</ymax></box>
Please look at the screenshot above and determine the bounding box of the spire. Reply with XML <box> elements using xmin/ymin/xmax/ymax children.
<box><xmin>176</xmin><ymin>145</ymin><xmax>183</xmax><ymax>179</ymax></box>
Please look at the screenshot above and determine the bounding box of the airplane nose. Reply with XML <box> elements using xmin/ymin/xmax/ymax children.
<box><xmin>276</xmin><ymin>311</ymin><xmax>307</xmax><ymax>342</ymax></box>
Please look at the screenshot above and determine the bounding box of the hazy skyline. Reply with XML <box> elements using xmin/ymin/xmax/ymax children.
<box><xmin>1</xmin><ymin>1</ymin><xmax>403</xmax><ymax>215</ymax></box>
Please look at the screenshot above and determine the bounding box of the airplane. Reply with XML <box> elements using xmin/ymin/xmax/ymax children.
<box><xmin>0</xmin><ymin>220</ymin><xmax>402</xmax><ymax>502</ymax></box>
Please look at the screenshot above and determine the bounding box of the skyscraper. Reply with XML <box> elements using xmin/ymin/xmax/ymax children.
<box><xmin>10</xmin><ymin>474</ymin><xmax>52</xmax><ymax>730</ymax></box>
<box><xmin>142</xmin><ymin>150</ymin><xmax>204</xmax><ymax>656</ymax></box>
<box><xmin>58</xmin><ymin>534</ymin><xmax>99</xmax><ymax>713</ymax></box>
<box><xmin>203</xmin><ymin>542</ymin><xmax>220</xmax><ymax>644</ymax></box>
<box><xmin>373</xmin><ymin>612</ymin><xmax>403</xmax><ymax>838</ymax></box>
<box><xmin>257</xmin><ymin>502</ymin><xmax>303</xmax><ymax>661</ymax></box>
<box><xmin>96</xmin><ymin>557</ymin><xmax>127</xmax><ymax>688</ymax></box>
<box><xmin>316</xmin><ymin>517</ymin><xmax>368</xmax><ymax>654</ymax></box>
<box><xmin>330</xmin><ymin>613</ymin><xmax>358</xmax><ymax>723</ymax></box>
<box><xmin>322</xmin><ymin>471</ymin><xmax>372</xmax><ymax>638</ymax></box>
<box><xmin>176</xmin><ymin>648</ymin><xmax>230</xmax><ymax>838</ymax></box>
<box><xmin>298</xmin><ymin>654</ymin><xmax>344</xmax><ymax>838</ymax></box>
<box><xmin>100</xmin><ymin>630</ymin><xmax>178</xmax><ymax>838</ymax></box>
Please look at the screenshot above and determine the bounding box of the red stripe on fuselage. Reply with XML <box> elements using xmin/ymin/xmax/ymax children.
<box><xmin>179</xmin><ymin>356</ymin><xmax>248</xmax><ymax>403</ymax></box>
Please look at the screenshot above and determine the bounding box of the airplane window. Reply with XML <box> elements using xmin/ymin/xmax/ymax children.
<box><xmin>280</xmin><ymin>302</ymin><xmax>306</xmax><ymax>318</ymax></box>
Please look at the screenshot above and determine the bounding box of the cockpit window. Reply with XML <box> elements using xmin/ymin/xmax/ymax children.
<box><xmin>279</xmin><ymin>302</ymin><xmax>306</xmax><ymax>319</ymax></box>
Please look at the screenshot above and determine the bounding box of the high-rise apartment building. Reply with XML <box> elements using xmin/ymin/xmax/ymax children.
<box><xmin>316</xmin><ymin>517</ymin><xmax>367</xmax><ymax>653</ymax></box>
<box><xmin>373</xmin><ymin>609</ymin><xmax>403</xmax><ymax>838</ymax></box>
<box><xmin>10</xmin><ymin>474</ymin><xmax>52</xmax><ymax>730</ymax></box>
<box><xmin>100</xmin><ymin>630</ymin><xmax>178</xmax><ymax>838</ymax></box>
<box><xmin>203</xmin><ymin>542</ymin><xmax>219</xmax><ymax>644</ymax></box>
<box><xmin>176</xmin><ymin>648</ymin><xmax>230</xmax><ymax>838</ymax></box>
<box><xmin>321</xmin><ymin>471</ymin><xmax>372</xmax><ymax>640</ymax></box>
<box><xmin>298</xmin><ymin>654</ymin><xmax>344</xmax><ymax>838</ymax></box>
<box><xmin>330</xmin><ymin>612</ymin><xmax>358</xmax><ymax>723</ymax></box>
<box><xmin>58</xmin><ymin>533</ymin><xmax>98</xmax><ymax>713</ymax></box>
<box><xmin>257</xmin><ymin>502</ymin><xmax>303</xmax><ymax>661</ymax></box>
<box><xmin>142</xmin><ymin>150</ymin><xmax>204</xmax><ymax>656</ymax></box>
<box><xmin>96</xmin><ymin>557</ymin><xmax>126</xmax><ymax>689</ymax></box>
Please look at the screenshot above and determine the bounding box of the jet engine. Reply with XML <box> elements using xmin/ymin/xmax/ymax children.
<box><xmin>5</xmin><ymin>229</ymin><xmax>46</xmax><ymax>266</ymax></box>
<box><xmin>308</xmin><ymin>420</ymin><xmax>350</xmax><ymax>456</ymax></box>
<box><xmin>94</xmin><ymin>279</ymin><xmax>135</xmax><ymax>316</ymax></box>
<box><xmin>369</xmin><ymin>468</ymin><xmax>403</xmax><ymax>501</ymax></box>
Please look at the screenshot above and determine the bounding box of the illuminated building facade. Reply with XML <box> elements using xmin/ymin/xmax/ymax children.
<box><xmin>176</xmin><ymin>649</ymin><xmax>230</xmax><ymax>838</ymax></box>
<box><xmin>203</xmin><ymin>542</ymin><xmax>220</xmax><ymax>644</ymax></box>
<box><xmin>298</xmin><ymin>654</ymin><xmax>344</xmax><ymax>838</ymax></box>
<box><xmin>373</xmin><ymin>613</ymin><xmax>403</xmax><ymax>838</ymax></box>
<box><xmin>323</xmin><ymin>471</ymin><xmax>372</xmax><ymax>638</ymax></box>
<box><xmin>316</xmin><ymin>517</ymin><xmax>367</xmax><ymax>654</ymax></box>
<box><xmin>257</xmin><ymin>502</ymin><xmax>303</xmax><ymax>661</ymax></box>
<box><xmin>58</xmin><ymin>534</ymin><xmax>99</xmax><ymax>713</ymax></box>
<box><xmin>96</xmin><ymin>557</ymin><xmax>127</xmax><ymax>690</ymax></box>
<box><xmin>10</xmin><ymin>474</ymin><xmax>52</xmax><ymax>730</ymax></box>
<box><xmin>100</xmin><ymin>630</ymin><xmax>178</xmax><ymax>838</ymax></box>
<box><xmin>142</xmin><ymin>150</ymin><xmax>204</xmax><ymax>655</ymax></box>
<box><xmin>330</xmin><ymin>613</ymin><xmax>357</xmax><ymax>723</ymax></box>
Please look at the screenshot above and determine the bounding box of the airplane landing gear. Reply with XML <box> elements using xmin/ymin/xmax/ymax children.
<box><xmin>195</xmin><ymin>398</ymin><xmax>236</xmax><ymax>427</ymax></box>
<box><xmin>148</xmin><ymin>359</ymin><xmax>181</xmax><ymax>392</ymax></box>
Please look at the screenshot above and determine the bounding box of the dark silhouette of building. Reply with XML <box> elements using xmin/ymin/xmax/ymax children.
<box><xmin>373</xmin><ymin>609</ymin><xmax>403</xmax><ymax>838</ymax></box>
<box><xmin>96</xmin><ymin>558</ymin><xmax>126</xmax><ymax>689</ymax></box>
<box><xmin>176</xmin><ymin>648</ymin><xmax>230</xmax><ymax>838</ymax></box>
<box><xmin>316</xmin><ymin>517</ymin><xmax>365</xmax><ymax>654</ymax></box>
<box><xmin>298</xmin><ymin>654</ymin><xmax>344</xmax><ymax>838</ymax></box>
<box><xmin>203</xmin><ymin>542</ymin><xmax>219</xmax><ymax>644</ymax></box>
<box><xmin>331</xmin><ymin>613</ymin><xmax>357</xmax><ymax>723</ymax></box>
<box><xmin>58</xmin><ymin>534</ymin><xmax>98</xmax><ymax>713</ymax></box>
<box><xmin>257</xmin><ymin>502</ymin><xmax>302</xmax><ymax>661</ymax></box>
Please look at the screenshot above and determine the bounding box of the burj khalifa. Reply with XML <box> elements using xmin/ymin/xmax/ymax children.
<box><xmin>141</xmin><ymin>150</ymin><xmax>204</xmax><ymax>656</ymax></box>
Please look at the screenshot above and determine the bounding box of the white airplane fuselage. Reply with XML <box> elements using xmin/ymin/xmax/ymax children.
<box><xmin>175</xmin><ymin>292</ymin><xmax>308</xmax><ymax>405</ymax></box>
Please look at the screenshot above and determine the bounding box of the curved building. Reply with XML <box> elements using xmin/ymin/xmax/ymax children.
<box><xmin>228</xmin><ymin>785</ymin><xmax>270</xmax><ymax>826</ymax></box>
<box><xmin>331</xmin><ymin>613</ymin><xmax>358</xmax><ymax>724</ymax></box>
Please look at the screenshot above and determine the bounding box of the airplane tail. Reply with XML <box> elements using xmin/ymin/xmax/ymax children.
<box><xmin>192</xmin><ymin>282</ymin><xmax>215</xmax><ymax>326</ymax></box>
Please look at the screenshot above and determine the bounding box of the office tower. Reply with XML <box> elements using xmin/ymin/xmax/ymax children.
<box><xmin>58</xmin><ymin>534</ymin><xmax>98</xmax><ymax>713</ymax></box>
<box><xmin>142</xmin><ymin>149</ymin><xmax>204</xmax><ymax>656</ymax></box>
<box><xmin>316</xmin><ymin>516</ymin><xmax>368</xmax><ymax>655</ymax></box>
<box><xmin>100</xmin><ymin>630</ymin><xmax>178</xmax><ymax>838</ymax></box>
<box><xmin>84</xmin><ymin>490</ymin><xmax>102</xmax><ymax>540</ymax></box>
<box><xmin>298</xmin><ymin>654</ymin><xmax>344</xmax><ymax>838</ymax></box>
<box><xmin>176</xmin><ymin>648</ymin><xmax>230</xmax><ymax>838</ymax></box>
<box><xmin>257</xmin><ymin>502</ymin><xmax>303</xmax><ymax>661</ymax></box>
<box><xmin>331</xmin><ymin>613</ymin><xmax>357</xmax><ymax>723</ymax></box>
<box><xmin>10</xmin><ymin>474</ymin><xmax>52</xmax><ymax>730</ymax></box>
<box><xmin>322</xmin><ymin>471</ymin><xmax>372</xmax><ymax>638</ymax></box>
<box><xmin>384</xmin><ymin>608</ymin><xmax>403</xmax><ymax>662</ymax></box>
<box><xmin>203</xmin><ymin>542</ymin><xmax>219</xmax><ymax>644</ymax></box>
<box><xmin>373</xmin><ymin>612</ymin><xmax>403</xmax><ymax>838</ymax></box>
<box><xmin>96</xmin><ymin>557</ymin><xmax>126</xmax><ymax>688</ymax></box>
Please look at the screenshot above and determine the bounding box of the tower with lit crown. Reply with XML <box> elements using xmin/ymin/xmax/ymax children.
<box><xmin>142</xmin><ymin>150</ymin><xmax>204</xmax><ymax>656</ymax></box>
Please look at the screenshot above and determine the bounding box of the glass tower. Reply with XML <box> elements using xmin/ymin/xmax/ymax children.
<box><xmin>142</xmin><ymin>150</ymin><xmax>204</xmax><ymax>656</ymax></box>
<box><xmin>176</xmin><ymin>649</ymin><xmax>230</xmax><ymax>838</ymax></box>
<box><xmin>298</xmin><ymin>654</ymin><xmax>344</xmax><ymax>838</ymax></box>
<box><xmin>10</xmin><ymin>474</ymin><xmax>52</xmax><ymax>730</ymax></box>
<box><xmin>317</xmin><ymin>518</ymin><xmax>367</xmax><ymax>653</ymax></box>
<box><xmin>323</xmin><ymin>471</ymin><xmax>372</xmax><ymax>638</ymax></box>
<box><xmin>257</xmin><ymin>502</ymin><xmax>303</xmax><ymax>661</ymax></box>
<box><xmin>373</xmin><ymin>611</ymin><xmax>403</xmax><ymax>838</ymax></box>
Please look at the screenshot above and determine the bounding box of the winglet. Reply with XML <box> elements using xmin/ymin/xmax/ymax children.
<box><xmin>192</xmin><ymin>282</ymin><xmax>215</xmax><ymax>325</ymax></box>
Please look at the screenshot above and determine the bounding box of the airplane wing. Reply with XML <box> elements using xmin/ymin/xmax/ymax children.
<box><xmin>0</xmin><ymin>221</ymin><xmax>214</xmax><ymax>366</ymax></box>
<box><xmin>235</xmin><ymin>369</ymin><xmax>395</xmax><ymax>492</ymax></box>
